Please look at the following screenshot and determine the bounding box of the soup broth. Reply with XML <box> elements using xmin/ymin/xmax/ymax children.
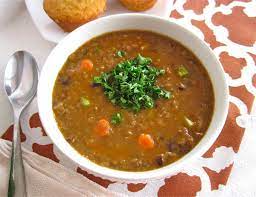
<box><xmin>53</xmin><ymin>30</ymin><xmax>214</xmax><ymax>171</ymax></box>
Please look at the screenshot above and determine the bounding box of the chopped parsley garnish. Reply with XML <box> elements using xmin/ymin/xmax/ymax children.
<box><xmin>177</xmin><ymin>65</ymin><xmax>189</xmax><ymax>77</ymax></box>
<box><xmin>116</xmin><ymin>50</ymin><xmax>126</xmax><ymax>58</ymax></box>
<box><xmin>93</xmin><ymin>54</ymin><xmax>171</xmax><ymax>112</ymax></box>
<box><xmin>81</xmin><ymin>97</ymin><xmax>90</xmax><ymax>107</ymax></box>
<box><xmin>111</xmin><ymin>113</ymin><xmax>122</xmax><ymax>124</ymax></box>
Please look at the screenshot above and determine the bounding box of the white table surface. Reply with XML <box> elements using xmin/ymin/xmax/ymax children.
<box><xmin>0</xmin><ymin>1</ymin><xmax>255</xmax><ymax>196</ymax></box>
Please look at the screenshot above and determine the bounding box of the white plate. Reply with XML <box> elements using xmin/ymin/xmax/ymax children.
<box><xmin>25</xmin><ymin>0</ymin><xmax>173</xmax><ymax>43</ymax></box>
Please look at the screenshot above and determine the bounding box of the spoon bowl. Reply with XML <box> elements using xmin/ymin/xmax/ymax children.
<box><xmin>4</xmin><ymin>51</ymin><xmax>39</xmax><ymax>110</ymax></box>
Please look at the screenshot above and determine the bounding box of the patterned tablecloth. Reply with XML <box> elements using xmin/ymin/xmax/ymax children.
<box><xmin>1</xmin><ymin>0</ymin><xmax>256</xmax><ymax>196</ymax></box>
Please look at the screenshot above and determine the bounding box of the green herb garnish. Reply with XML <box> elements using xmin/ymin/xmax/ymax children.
<box><xmin>111</xmin><ymin>113</ymin><xmax>122</xmax><ymax>124</ymax></box>
<box><xmin>81</xmin><ymin>97</ymin><xmax>90</xmax><ymax>107</ymax></box>
<box><xmin>177</xmin><ymin>65</ymin><xmax>189</xmax><ymax>77</ymax></box>
<box><xmin>116</xmin><ymin>50</ymin><xmax>126</xmax><ymax>58</ymax></box>
<box><xmin>93</xmin><ymin>54</ymin><xmax>171</xmax><ymax>112</ymax></box>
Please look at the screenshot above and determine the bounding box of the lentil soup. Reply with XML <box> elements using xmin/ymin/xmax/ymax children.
<box><xmin>52</xmin><ymin>30</ymin><xmax>214</xmax><ymax>171</ymax></box>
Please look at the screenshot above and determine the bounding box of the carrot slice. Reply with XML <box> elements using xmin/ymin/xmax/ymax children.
<box><xmin>138</xmin><ymin>134</ymin><xmax>154</xmax><ymax>149</ymax></box>
<box><xmin>94</xmin><ymin>119</ymin><xmax>110</xmax><ymax>137</ymax></box>
<box><xmin>80</xmin><ymin>59</ymin><xmax>93</xmax><ymax>71</ymax></box>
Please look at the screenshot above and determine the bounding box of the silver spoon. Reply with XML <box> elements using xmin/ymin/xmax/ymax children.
<box><xmin>4</xmin><ymin>51</ymin><xmax>39</xmax><ymax>197</ymax></box>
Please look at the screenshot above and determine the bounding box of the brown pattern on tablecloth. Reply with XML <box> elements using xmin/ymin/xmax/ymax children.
<box><xmin>253</xmin><ymin>74</ymin><xmax>256</xmax><ymax>88</ymax></box>
<box><xmin>29</xmin><ymin>113</ymin><xmax>47</xmax><ymax>136</ymax></box>
<box><xmin>158</xmin><ymin>173</ymin><xmax>201</xmax><ymax>196</ymax></box>
<box><xmin>2</xmin><ymin>125</ymin><xmax>26</xmax><ymax>142</ymax></box>
<box><xmin>203</xmin><ymin>103</ymin><xmax>244</xmax><ymax>157</ymax></box>
<box><xmin>230</xmin><ymin>86</ymin><xmax>255</xmax><ymax>112</ymax></box>
<box><xmin>191</xmin><ymin>20</ymin><xmax>224</xmax><ymax>48</ymax></box>
<box><xmin>183</xmin><ymin>0</ymin><xmax>209</xmax><ymax>14</ymax></box>
<box><xmin>250</xmin><ymin>52</ymin><xmax>256</xmax><ymax>87</ymax></box>
<box><xmin>127</xmin><ymin>183</ymin><xmax>146</xmax><ymax>192</ymax></box>
<box><xmin>219</xmin><ymin>52</ymin><xmax>246</xmax><ymax>79</ymax></box>
<box><xmin>203</xmin><ymin>164</ymin><xmax>233</xmax><ymax>190</ymax></box>
<box><xmin>32</xmin><ymin>143</ymin><xmax>59</xmax><ymax>163</ymax></box>
<box><xmin>212</xmin><ymin>6</ymin><xmax>256</xmax><ymax>46</ymax></box>
<box><xmin>77</xmin><ymin>167</ymin><xmax>114</xmax><ymax>188</ymax></box>
<box><xmin>170</xmin><ymin>10</ymin><xmax>183</xmax><ymax>19</ymax></box>
<box><xmin>250</xmin><ymin>52</ymin><xmax>256</xmax><ymax>64</ymax></box>
<box><xmin>216</xmin><ymin>0</ymin><xmax>250</xmax><ymax>6</ymax></box>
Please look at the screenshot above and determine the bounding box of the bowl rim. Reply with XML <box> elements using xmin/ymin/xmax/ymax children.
<box><xmin>38</xmin><ymin>13</ymin><xmax>229</xmax><ymax>182</ymax></box>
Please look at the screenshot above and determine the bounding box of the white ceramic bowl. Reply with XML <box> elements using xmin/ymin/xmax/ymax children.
<box><xmin>38</xmin><ymin>14</ymin><xmax>229</xmax><ymax>183</ymax></box>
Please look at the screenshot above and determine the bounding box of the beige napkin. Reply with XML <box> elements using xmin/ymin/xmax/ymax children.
<box><xmin>0</xmin><ymin>139</ymin><xmax>123</xmax><ymax>197</ymax></box>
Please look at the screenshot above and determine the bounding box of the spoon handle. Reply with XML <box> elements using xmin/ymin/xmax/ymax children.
<box><xmin>8</xmin><ymin>111</ymin><xmax>27</xmax><ymax>197</ymax></box>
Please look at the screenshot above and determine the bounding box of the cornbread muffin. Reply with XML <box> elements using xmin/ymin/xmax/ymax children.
<box><xmin>119</xmin><ymin>0</ymin><xmax>157</xmax><ymax>11</ymax></box>
<box><xmin>43</xmin><ymin>0</ymin><xmax>106</xmax><ymax>32</ymax></box>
